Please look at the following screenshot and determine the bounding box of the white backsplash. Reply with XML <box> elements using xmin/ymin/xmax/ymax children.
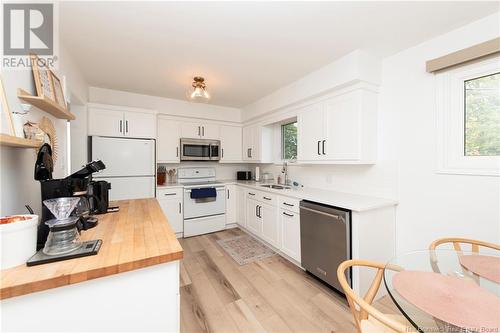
<box><xmin>157</xmin><ymin>162</ymin><xmax>251</xmax><ymax>181</ymax></box>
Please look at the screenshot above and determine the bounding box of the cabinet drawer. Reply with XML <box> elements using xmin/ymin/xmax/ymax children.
<box><xmin>259</xmin><ymin>192</ymin><xmax>277</xmax><ymax>205</ymax></box>
<box><xmin>279</xmin><ymin>196</ymin><xmax>300</xmax><ymax>213</ymax></box>
<box><xmin>157</xmin><ymin>188</ymin><xmax>183</xmax><ymax>199</ymax></box>
<box><xmin>246</xmin><ymin>189</ymin><xmax>260</xmax><ymax>199</ymax></box>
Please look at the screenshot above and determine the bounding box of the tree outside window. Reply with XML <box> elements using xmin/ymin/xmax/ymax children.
<box><xmin>282</xmin><ymin>122</ymin><xmax>297</xmax><ymax>160</ymax></box>
<box><xmin>464</xmin><ymin>72</ymin><xmax>500</xmax><ymax>156</ymax></box>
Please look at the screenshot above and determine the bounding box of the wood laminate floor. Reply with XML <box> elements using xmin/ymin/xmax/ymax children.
<box><xmin>179</xmin><ymin>228</ymin><xmax>398</xmax><ymax>333</ymax></box>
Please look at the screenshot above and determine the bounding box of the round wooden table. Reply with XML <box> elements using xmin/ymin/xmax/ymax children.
<box><xmin>383</xmin><ymin>250</ymin><xmax>500</xmax><ymax>333</ymax></box>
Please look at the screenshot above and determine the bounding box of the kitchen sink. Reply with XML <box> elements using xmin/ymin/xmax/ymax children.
<box><xmin>259</xmin><ymin>184</ymin><xmax>291</xmax><ymax>190</ymax></box>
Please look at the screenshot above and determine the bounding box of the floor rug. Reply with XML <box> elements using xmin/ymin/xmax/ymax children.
<box><xmin>216</xmin><ymin>235</ymin><xmax>275</xmax><ymax>265</ymax></box>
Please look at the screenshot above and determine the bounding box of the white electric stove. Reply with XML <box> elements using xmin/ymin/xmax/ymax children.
<box><xmin>178</xmin><ymin>167</ymin><xmax>226</xmax><ymax>237</ymax></box>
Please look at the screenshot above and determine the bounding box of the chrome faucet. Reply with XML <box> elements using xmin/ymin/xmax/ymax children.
<box><xmin>282</xmin><ymin>161</ymin><xmax>289</xmax><ymax>185</ymax></box>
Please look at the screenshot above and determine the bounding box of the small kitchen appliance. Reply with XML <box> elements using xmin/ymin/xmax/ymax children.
<box><xmin>237</xmin><ymin>171</ymin><xmax>252</xmax><ymax>180</ymax></box>
<box><xmin>26</xmin><ymin>197</ymin><xmax>102</xmax><ymax>266</ymax></box>
<box><xmin>88</xmin><ymin>180</ymin><xmax>111</xmax><ymax>214</ymax></box>
<box><xmin>180</xmin><ymin>138</ymin><xmax>220</xmax><ymax>161</ymax></box>
<box><xmin>35</xmin><ymin>155</ymin><xmax>106</xmax><ymax>250</ymax></box>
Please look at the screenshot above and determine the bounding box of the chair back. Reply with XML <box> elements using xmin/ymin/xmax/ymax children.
<box><xmin>337</xmin><ymin>259</ymin><xmax>407</xmax><ymax>333</ymax></box>
<box><xmin>429</xmin><ymin>237</ymin><xmax>500</xmax><ymax>278</ymax></box>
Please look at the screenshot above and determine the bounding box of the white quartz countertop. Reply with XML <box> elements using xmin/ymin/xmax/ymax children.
<box><xmin>157</xmin><ymin>179</ymin><xmax>397</xmax><ymax>212</ymax></box>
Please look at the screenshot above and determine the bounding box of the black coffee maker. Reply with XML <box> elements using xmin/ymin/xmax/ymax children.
<box><xmin>35</xmin><ymin>152</ymin><xmax>107</xmax><ymax>250</ymax></box>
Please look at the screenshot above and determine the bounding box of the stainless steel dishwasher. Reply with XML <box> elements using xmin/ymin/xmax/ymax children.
<box><xmin>300</xmin><ymin>200</ymin><xmax>351</xmax><ymax>293</ymax></box>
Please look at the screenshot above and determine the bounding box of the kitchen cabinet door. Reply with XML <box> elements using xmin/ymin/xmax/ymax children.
<box><xmin>220</xmin><ymin>125</ymin><xmax>242</xmax><ymax>162</ymax></box>
<box><xmin>157</xmin><ymin>118</ymin><xmax>180</xmax><ymax>162</ymax></box>
<box><xmin>181</xmin><ymin>122</ymin><xmax>202</xmax><ymax>138</ymax></box>
<box><xmin>280</xmin><ymin>209</ymin><xmax>301</xmax><ymax>263</ymax></box>
<box><xmin>260</xmin><ymin>203</ymin><xmax>279</xmax><ymax>248</ymax></box>
<box><xmin>246</xmin><ymin>199</ymin><xmax>261</xmax><ymax>236</ymax></box>
<box><xmin>225</xmin><ymin>185</ymin><xmax>237</xmax><ymax>225</ymax></box>
<box><xmin>158</xmin><ymin>199</ymin><xmax>183</xmax><ymax>234</ymax></box>
<box><xmin>324</xmin><ymin>93</ymin><xmax>361</xmax><ymax>160</ymax></box>
<box><xmin>200</xmin><ymin>123</ymin><xmax>219</xmax><ymax>140</ymax></box>
<box><xmin>88</xmin><ymin>108</ymin><xmax>124</xmax><ymax>137</ymax></box>
<box><xmin>236</xmin><ymin>186</ymin><xmax>246</xmax><ymax>228</ymax></box>
<box><xmin>123</xmin><ymin>111</ymin><xmax>156</xmax><ymax>139</ymax></box>
<box><xmin>242</xmin><ymin>126</ymin><xmax>253</xmax><ymax>161</ymax></box>
<box><xmin>297</xmin><ymin>103</ymin><xmax>325</xmax><ymax>161</ymax></box>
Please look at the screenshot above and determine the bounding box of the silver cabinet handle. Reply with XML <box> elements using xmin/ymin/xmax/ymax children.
<box><xmin>248</xmin><ymin>192</ymin><xmax>255</xmax><ymax>196</ymax></box>
<box><xmin>257</xmin><ymin>205</ymin><xmax>262</xmax><ymax>218</ymax></box>
<box><xmin>283</xmin><ymin>212</ymin><xmax>294</xmax><ymax>217</ymax></box>
<box><xmin>176</xmin><ymin>147</ymin><xmax>179</xmax><ymax>157</ymax></box>
<box><xmin>256</xmin><ymin>205</ymin><xmax>258</xmax><ymax>217</ymax></box>
<box><xmin>178</xmin><ymin>202</ymin><xmax>181</xmax><ymax>213</ymax></box>
<box><xmin>202</xmin><ymin>126</ymin><xmax>205</xmax><ymax>137</ymax></box>
<box><xmin>221</xmin><ymin>148</ymin><xmax>224</xmax><ymax>158</ymax></box>
<box><xmin>119</xmin><ymin>120</ymin><xmax>123</xmax><ymax>133</ymax></box>
<box><xmin>283</xmin><ymin>202</ymin><xmax>294</xmax><ymax>207</ymax></box>
<box><xmin>227</xmin><ymin>189</ymin><xmax>230</xmax><ymax>199</ymax></box>
<box><xmin>317</xmin><ymin>141</ymin><xmax>321</xmax><ymax>155</ymax></box>
<box><xmin>249</xmin><ymin>148</ymin><xmax>252</xmax><ymax>158</ymax></box>
<box><xmin>263</xmin><ymin>197</ymin><xmax>271</xmax><ymax>201</ymax></box>
<box><xmin>247</xmin><ymin>148</ymin><xmax>251</xmax><ymax>158</ymax></box>
<box><xmin>163</xmin><ymin>193</ymin><xmax>176</xmax><ymax>196</ymax></box>
<box><xmin>126</xmin><ymin>120</ymin><xmax>129</xmax><ymax>133</ymax></box>
<box><xmin>198</xmin><ymin>126</ymin><xmax>201</xmax><ymax>136</ymax></box>
<box><xmin>322</xmin><ymin>140</ymin><xmax>326</xmax><ymax>155</ymax></box>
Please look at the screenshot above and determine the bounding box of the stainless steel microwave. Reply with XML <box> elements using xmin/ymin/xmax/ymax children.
<box><xmin>180</xmin><ymin>138</ymin><xmax>221</xmax><ymax>161</ymax></box>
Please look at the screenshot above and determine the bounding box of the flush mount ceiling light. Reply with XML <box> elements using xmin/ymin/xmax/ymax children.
<box><xmin>188</xmin><ymin>76</ymin><xmax>210</xmax><ymax>102</ymax></box>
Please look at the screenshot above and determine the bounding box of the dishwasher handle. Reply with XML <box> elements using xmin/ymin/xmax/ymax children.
<box><xmin>300</xmin><ymin>206</ymin><xmax>346</xmax><ymax>224</ymax></box>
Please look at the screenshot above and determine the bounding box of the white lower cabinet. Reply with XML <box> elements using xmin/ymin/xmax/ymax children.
<box><xmin>280</xmin><ymin>208</ymin><xmax>301</xmax><ymax>263</ymax></box>
<box><xmin>260</xmin><ymin>203</ymin><xmax>279</xmax><ymax>248</ymax></box>
<box><xmin>157</xmin><ymin>188</ymin><xmax>183</xmax><ymax>235</ymax></box>
<box><xmin>236</xmin><ymin>186</ymin><xmax>246</xmax><ymax>228</ymax></box>
<box><xmin>225</xmin><ymin>185</ymin><xmax>237</xmax><ymax>225</ymax></box>
<box><xmin>246</xmin><ymin>197</ymin><xmax>261</xmax><ymax>235</ymax></box>
<box><xmin>240</xmin><ymin>188</ymin><xmax>292</xmax><ymax>259</ymax></box>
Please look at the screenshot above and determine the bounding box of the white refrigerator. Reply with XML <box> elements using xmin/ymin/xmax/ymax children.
<box><xmin>90</xmin><ymin>136</ymin><xmax>155</xmax><ymax>201</ymax></box>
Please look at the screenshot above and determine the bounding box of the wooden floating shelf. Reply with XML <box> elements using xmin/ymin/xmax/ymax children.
<box><xmin>17</xmin><ymin>89</ymin><xmax>76</xmax><ymax>120</ymax></box>
<box><xmin>0</xmin><ymin>133</ymin><xmax>43</xmax><ymax>148</ymax></box>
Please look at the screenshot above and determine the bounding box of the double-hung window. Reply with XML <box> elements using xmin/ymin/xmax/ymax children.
<box><xmin>281</xmin><ymin>121</ymin><xmax>297</xmax><ymax>161</ymax></box>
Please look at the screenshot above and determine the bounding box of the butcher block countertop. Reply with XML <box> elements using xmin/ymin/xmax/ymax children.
<box><xmin>0</xmin><ymin>199</ymin><xmax>183</xmax><ymax>300</ymax></box>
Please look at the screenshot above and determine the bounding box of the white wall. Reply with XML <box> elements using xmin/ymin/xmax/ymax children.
<box><xmin>89</xmin><ymin>87</ymin><xmax>242</xmax><ymax>123</ymax></box>
<box><xmin>243</xmin><ymin>50</ymin><xmax>381</xmax><ymax>122</ymax></box>
<box><xmin>0</xmin><ymin>46</ymin><xmax>88</xmax><ymax>216</ymax></box>
<box><xmin>253</xmin><ymin>12</ymin><xmax>500</xmax><ymax>253</ymax></box>
<box><xmin>382</xmin><ymin>12</ymin><xmax>500</xmax><ymax>253</ymax></box>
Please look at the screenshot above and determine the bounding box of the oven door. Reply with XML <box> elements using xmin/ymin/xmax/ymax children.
<box><xmin>183</xmin><ymin>186</ymin><xmax>226</xmax><ymax>219</ymax></box>
<box><xmin>180</xmin><ymin>139</ymin><xmax>220</xmax><ymax>161</ymax></box>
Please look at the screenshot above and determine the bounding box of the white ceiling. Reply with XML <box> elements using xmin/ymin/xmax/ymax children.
<box><xmin>60</xmin><ymin>1</ymin><xmax>499</xmax><ymax>108</ymax></box>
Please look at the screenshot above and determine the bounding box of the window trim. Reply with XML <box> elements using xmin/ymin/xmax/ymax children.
<box><xmin>436</xmin><ymin>56</ymin><xmax>500</xmax><ymax>176</ymax></box>
<box><xmin>281</xmin><ymin>121</ymin><xmax>297</xmax><ymax>161</ymax></box>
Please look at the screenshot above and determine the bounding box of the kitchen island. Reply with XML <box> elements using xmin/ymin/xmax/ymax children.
<box><xmin>1</xmin><ymin>198</ymin><xmax>183</xmax><ymax>332</ymax></box>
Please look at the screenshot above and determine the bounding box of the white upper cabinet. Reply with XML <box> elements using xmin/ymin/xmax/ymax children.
<box><xmin>297</xmin><ymin>103</ymin><xmax>326</xmax><ymax>161</ymax></box>
<box><xmin>220</xmin><ymin>125</ymin><xmax>242</xmax><ymax>163</ymax></box>
<box><xmin>124</xmin><ymin>112</ymin><xmax>156</xmax><ymax>139</ymax></box>
<box><xmin>157</xmin><ymin>118</ymin><xmax>180</xmax><ymax>163</ymax></box>
<box><xmin>88</xmin><ymin>106</ymin><xmax>156</xmax><ymax>139</ymax></box>
<box><xmin>297</xmin><ymin>89</ymin><xmax>377</xmax><ymax>164</ymax></box>
<box><xmin>88</xmin><ymin>108</ymin><xmax>125</xmax><ymax>137</ymax></box>
<box><xmin>180</xmin><ymin>121</ymin><xmax>220</xmax><ymax>140</ymax></box>
<box><xmin>242</xmin><ymin>125</ymin><xmax>272</xmax><ymax>163</ymax></box>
